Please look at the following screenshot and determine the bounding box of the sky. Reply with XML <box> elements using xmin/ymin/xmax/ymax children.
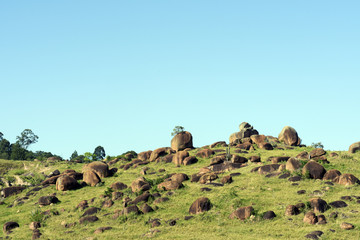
<box><xmin>1</xmin><ymin>1</ymin><xmax>359</xmax><ymax>159</ymax></box>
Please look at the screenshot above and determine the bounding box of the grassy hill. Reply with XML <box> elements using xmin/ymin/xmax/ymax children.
<box><xmin>1</xmin><ymin>144</ymin><xmax>360</xmax><ymax>240</ymax></box>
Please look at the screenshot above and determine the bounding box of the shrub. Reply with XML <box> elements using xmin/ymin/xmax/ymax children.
<box><xmin>30</xmin><ymin>207</ymin><xmax>44</xmax><ymax>223</ymax></box>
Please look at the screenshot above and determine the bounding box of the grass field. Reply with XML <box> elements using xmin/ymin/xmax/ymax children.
<box><xmin>1</xmin><ymin>145</ymin><xmax>360</xmax><ymax>240</ymax></box>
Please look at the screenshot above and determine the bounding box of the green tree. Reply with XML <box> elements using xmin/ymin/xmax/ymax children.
<box><xmin>0</xmin><ymin>139</ymin><xmax>11</xmax><ymax>159</ymax></box>
<box><xmin>171</xmin><ymin>126</ymin><xmax>185</xmax><ymax>136</ymax></box>
<box><xmin>93</xmin><ymin>146</ymin><xmax>105</xmax><ymax>161</ymax></box>
<box><xmin>70</xmin><ymin>150</ymin><xmax>79</xmax><ymax>161</ymax></box>
<box><xmin>84</xmin><ymin>152</ymin><xmax>95</xmax><ymax>162</ymax></box>
<box><xmin>10</xmin><ymin>142</ymin><xmax>27</xmax><ymax>160</ymax></box>
<box><xmin>16</xmin><ymin>129</ymin><xmax>39</xmax><ymax>149</ymax></box>
<box><xmin>0</xmin><ymin>132</ymin><xmax>3</xmax><ymax>141</ymax></box>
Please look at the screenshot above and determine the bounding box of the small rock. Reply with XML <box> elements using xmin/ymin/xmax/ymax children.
<box><xmin>340</xmin><ymin>222</ymin><xmax>354</xmax><ymax>230</ymax></box>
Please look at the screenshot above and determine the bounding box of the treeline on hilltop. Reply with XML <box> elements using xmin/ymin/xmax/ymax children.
<box><xmin>0</xmin><ymin>129</ymin><xmax>61</xmax><ymax>161</ymax></box>
<box><xmin>0</xmin><ymin>129</ymin><xmax>137</xmax><ymax>162</ymax></box>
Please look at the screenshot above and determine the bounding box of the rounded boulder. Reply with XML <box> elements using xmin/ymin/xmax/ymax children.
<box><xmin>171</xmin><ymin>131</ymin><xmax>193</xmax><ymax>152</ymax></box>
<box><xmin>278</xmin><ymin>126</ymin><xmax>301</xmax><ymax>146</ymax></box>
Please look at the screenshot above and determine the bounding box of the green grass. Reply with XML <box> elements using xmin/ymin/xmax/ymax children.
<box><xmin>1</xmin><ymin>148</ymin><xmax>360</xmax><ymax>239</ymax></box>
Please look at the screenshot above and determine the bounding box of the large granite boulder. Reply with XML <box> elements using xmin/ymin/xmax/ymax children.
<box><xmin>278</xmin><ymin>126</ymin><xmax>301</xmax><ymax>146</ymax></box>
<box><xmin>56</xmin><ymin>175</ymin><xmax>80</xmax><ymax>191</ymax></box>
<box><xmin>302</xmin><ymin>160</ymin><xmax>326</xmax><ymax>179</ymax></box>
<box><xmin>82</xmin><ymin>161</ymin><xmax>110</xmax><ymax>178</ymax></box>
<box><xmin>349</xmin><ymin>142</ymin><xmax>360</xmax><ymax>154</ymax></box>
<box><xmin>171</xmin><ymin>131</ymin><xmax>193</xmax><ymax>151</ymax></box>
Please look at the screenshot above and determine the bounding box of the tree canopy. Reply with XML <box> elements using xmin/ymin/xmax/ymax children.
<box><xmin>171</xmin><ymin>126</ymin><xmax>185</xmax><ymax>136</ymax></box>
<box><xmin>93</xmin><ymin>146</ymin><xmax>105</xmax><ymax>161</ymax></box>
<box><xmin>16</xmin><ymin>129</ymin><xmax>39</xmax><ymax>149</ymax></box>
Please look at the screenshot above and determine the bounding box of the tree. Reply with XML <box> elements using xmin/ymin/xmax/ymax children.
<box><xmin>93</xmin><ymin>146</ymin><xmax>105</xmax><ymax>161</ymax></box>
<box><xmin>171</xmin><ymin>126</ymin><xmax>185</xmax><ymax>136</ymax></box>
<box><xmin>70</xmin><ymin>150</ymin><xmax>79</xmax><ymax>161</ymax></box>
<box><xmin>84</xmin><ymin>152</ymin><xmax>95</xmax><ymax>162</ymax></box>
<box><xmin>311</xmin><ymin>142</ymin><xmax>324</xmax><ymax>149</ymax></box>
<box><xmin>10</xmin><ymin>142</ymin><xmax>27</xmax><ymax>160</ymax></box>
<box><xmin>16</xmin><ymin>129</ymin><xmax>39</xmax><ymax>149</ymax></box>
<box><xmin>0</xmin><ymin>139</ymin><xmax>11</xmax><ymax>159</ymax></box>
<box><xmin>0</xmin><ymin>132</ymin><xmax>3</xmax><ymax>141</ymax></box>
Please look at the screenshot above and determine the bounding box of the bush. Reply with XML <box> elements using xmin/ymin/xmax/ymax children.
<box><xmin>311</xmin><ymin>142</ymin><xmax>324</xmax><ymax>149</ymax></box>
<box><xmin>30</xmin><ymin>207</ymin><xmax>45</xmax><ymax>223</ymax></box>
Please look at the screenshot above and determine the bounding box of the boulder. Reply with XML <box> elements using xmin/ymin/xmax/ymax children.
<box><xmin>183</xmin><ymin>156</ymin><xmax>198</xmax><ymax>165</ymax></box>
<box><xmin>29</xmin><ymin>221</ymin><xmax>41</xmax><ymax>230</ymax></box>
<box><xmin>303</xmin><ymin>211</ymin><xmax>318</xmax><ymax>224</ymax></box>
<box><xmin>250</xmin><ymin>135</ymin><xmax>266</xmax><ymax>145</ymax></box>
<box><xmin>340</xmin><ymin>222</ymin><xmax>354</xmax><ymax>230</ymax></box>
<box><xmin>258</xmin><ymin>142</ymin><xmax>273</xmax><ymax>150</ymax></box>
<box><xmin>121</xmin><ymin>205</ymin><xmax>140</xmax><ymax>215</ymax></box>
<box><xmin>79</xmin><ymin>216</ymin><xmax>99</xmax><ymax>224</ymax></box>
<box><xmin>82</xmin><ymin>161</ymin><xmax>110</xmax><ymax>178</ymax></box>
<box><xmin>220</xmin><ymin>175</ymin><xmax>232</xmax><ymax>184</ymax></box>
<box><xmin>229</xmin><ymin>206</ymin><xmax>254</xmax><ymax>220</ymax></box>
<box><xmin>263</xmin><ymin>211</ymin><xmax>276</xmax><ymax>220</ymax></box>
<box><xmin>310</xmin><ymin>198</ymin><xmax>328</xmax><ymax>213</ymax></box>
<box><xmin>302</xmin><ymin>160</ymin><xmax>326</xmax><ymax>179</ymax></box>
<box><xmin>285</xmin><ymin>205</ymin><xmax>300</xmax><ymax>216</ymax></box>
<box><xmin>329</xmin><ymin>201</ymin><xmax>348</xmax><ymax>208</ymax></box>
<box><xmin>94</xmin><ymin>227</ymin><xmax>112</xmax><ymax>234</ymax></box>
<box><xmin>82</xmin><ymin>207</ymin><xmax>100</xmax><ymax>216</ymax></box>
<box><xmin>249</xmin><ymin>156</ymin><xmax>261</xmax><ymax>162</ymax></box>
<box><xmin>270</xmin><ymin>156</ymin><xmax>290</xmax><ymax>164</ymax></box>
<box><xmin>56</xmin><ymin>175</ymin><xmax>79</xmax><ymax>191</ymax></box>
<box><xmin>189</xmin><ymin>197</ymin><xmax>212</xmax><ymax>214</ymax></box>
<box><xmin>137</xmin><ymin>150</ymin><xmax>152</xmax><ymax>161</ymax></box>
<box><xmin>172</xmin><ymin>151</ymin><xmax>189</xmax><ymax>166</ymax></box>
<box><xmin>258</xmin><ymin>164</ymin><xmax>280</xmax><ymax>175</ymax></box>
<box><xmin>199</xmin><ymin>173</ymin><xmax>218</xmax><ymax>184</ymax></box>
<box><xmin>278</xmin><ymin>126</ymin><xmax>301</xmax><ymax>146</ymax></box>
<box><xmin>210</xmin><ymin>155</ymin><xmax>226</xmax><ymax>165</ymax></box>
<box><xmin>196</xmin><ymin>149</ymin><xmax>215</xmax><ymax>158</ymax></box>
<box><xmin>2</xmin><ymin>186</ymin><xmax>25</xmax><ymax>198</ymax></box>
<box><xmin>110</xmin><ymin>182</ymin><xmax>127</xmax><ymax>191</ymax></box>
<box><xmin>83</xmin><ymin>170</ymin><xmax>101</xmax><ymax>187</ymax></box>
<box><xmin>141</xmin><ymin>203</ymin><xmax>154</xmax><ymax>213</ymax></box>
<box><xmin>171</xmin><ymin>131</ymin><xmax>193</xmax><ymax>152</ymax></box>
<box><xmin>41</xmin><ymin>176</ymin><xmax>60</xmax><ymax>185</ymax></box>
<box><xmin>285</xmin><ymin>158</ymin><xmax>301</xmax><ymax>172</ymax></box>
<box><xmin>231</xmin><ymin>155</ymin><xmax>248</xmax><ymax>164</ymax></box>
<box><xmin>229</xmin><ymin>122</ymin><xmax>259</xmax><ymax>145</ymax></box>
<box><xmin>170</xmin><ymin>173</ymin><xmax>189</xmax><ymax>183</ymax></box>
<box><xmin>309</xmin><ymin>148</ymin><xmax>326</xmax><ymax>158</ymax></box>
<box><xmin>323</xmin><ymin>170</ymin><xmax>341</xmax><ymax>181</ymax></box>
<box><xmin>210</xmin><ymin>141</ymin><xmax>228</xmax><ymax>148</ymax></box>
<box><xmin>3</xmin><ymin>222</ymin><xmax>19</xmax><ymax>234</ymax></box>
<box><xmin>150</xmin><ymin>147</ymin><xmax>174</xmax><ymax>162</ymax></box>
<box><xmin>349</xmin><ymin>142</ymin><xmax>360</xmax><ymax>153</ymax></box>
<box><xmin>38</xmin><ymin>196</ymin><xmax>59</xmax><ymax>206</ymax></box>
<box><xmin>296</xmin><ymin>151</ymin><xmax>309</xmax><ymax>159</ymax></box>
<box><xmin>131</xmin><ymin>177</ymin><xmax>151</xmax><ymax>192</ymax></box>
<box><xmin>334</xmin><ymin>173</ymin><xmax>360</xmax><ymax>185</ymax></box>
<box><xmin>157</xmin><ymin>181</ymin><xmax>183</xmax><ymax>191</ymax></box>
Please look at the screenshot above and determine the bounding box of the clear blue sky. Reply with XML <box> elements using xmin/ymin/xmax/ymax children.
<box><xmin>1</xmin><ymin>1</ymin><xmax>359</xmax><ymax>159</ymax></box>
